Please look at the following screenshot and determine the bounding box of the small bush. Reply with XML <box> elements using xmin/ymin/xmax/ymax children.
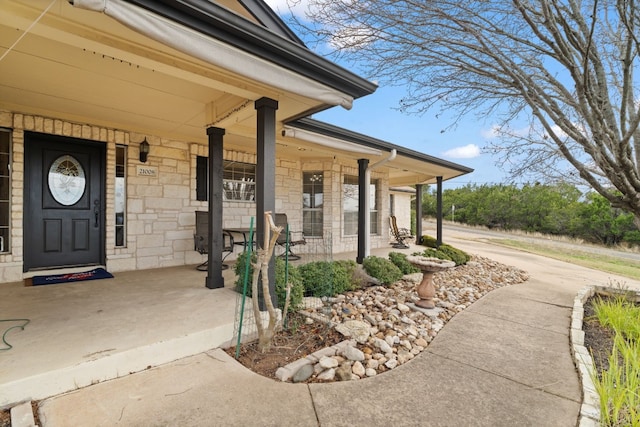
<box><xmin>334</xmin><ymin>260</ymin><xmax>358</xmax><ymax>281</ymax></box>
<box><xmin>623</xmin><ymin>230</ymin><xmax>640</xmax><ymax>246</ymax></box>
<box><xmin>416</xmin><ymin>237</ymin><xmax>470</xmax><ymax>266</ymax></box>
<box><xmin>234</xmin><ymin>252</ymin><xmax>304</xmax><ymax>312</ymax></box>
<box><xmin>362</xmin><ymin>256</ymin><xmax>403</xmax><ymax>285</ymax></box>
<box><xmin>299</xmin><ymin>261</ymin><xmax>333</xmax><ymax>297</ymax></box>
<box><xmin>388</xmin><ymin>252</ymin><xmax>420</xmax><ymax>274</ymax></box>
<box><xmin>418</xmin><ymin>247</ymin><xmax>448</xmax><ymax>260</ymax></box>
<box><xmin>438</xmin><ymin>244</ymin><xmax>471</xmax><ymax>265</ymax></box>
<box><xmin>299</xmin><ymin>260</ymin><xmax>355</xmax><ymax>297</ymax></box>
<box><xmin>420</xmin><ymin>235</ymin><xmax>438</xmax><ymax>248</ymax></box>
<box><xmin>275</xmin><ymin>256</ymin><xmax>304</xmax><ymax>310</ymax></box>
<box><xmin>417</xmin><ymin>244</ymin><xmax>470</xmax><ymax>266</ymax></box>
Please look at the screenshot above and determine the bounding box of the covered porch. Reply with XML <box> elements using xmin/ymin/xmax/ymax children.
<box><xmin>0</xmin><ymin>244</ymin><xmax>419</xmax><ymax>407</ymax></box>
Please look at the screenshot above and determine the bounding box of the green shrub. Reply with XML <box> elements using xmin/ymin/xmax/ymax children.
<box><xmin>298</xmin><ymin>261</ymin><xmax>333</xmax><ymax>297</ymax></box>
<box><xmin>418</xmin><ymin>247</ymin><xmax>448</xmax><ymax>260</ymax></box>
<box><xmin>388</xmin><ymin>252</ymin><xmax>420</xmax><ymax>274</ymax></box>
<box><xmin>299</xmin><ymin>260</ymin><xmax>355</xmax><ymax>297</ymax></box>
<box><xmin>234</xmin><ymin>252</ymin><xmax>304</xmax><ymax>312</ymax></box>
<box><xmin>623</xmin><ymin>230</ymin><xmax>640</xmax><ymax>246</ymax></box>
<box><xmin>275</xmin><ymin>256</ymin><xmax>304</xmax><ymax>310</ymax></box>
<box><xmin>330</xmin><ymin>261</ymin><xmax>356</xmax><ymax>294</ymax></box>
<box><xmin>417</xmin><ymin>244</ymin><xmax>470</xmax><ymax>266</ymax></box>
<box><xmin>420</xmin><ymin>235</ymin><xmax>438</xmax><ymax>248</ymax></box>
<box><xmin>438</xmin><ymin>244</ymin><xmax>471</xmax><ymax>265</ymax></box>
<box><xmin>362</xmin><ymin>256</ymin><xmax>403</xmax><ymax>285</ymax></box>
<box><xmin>416</xmin><ymin>236</ymin><xmax>470</xmax><ymax>266</ymax></box>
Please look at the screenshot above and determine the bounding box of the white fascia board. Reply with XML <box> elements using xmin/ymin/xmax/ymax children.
<box><xmin>282</xmin><ymin>126</ymin><xmax>382</xmax><ymax>156</ymax></box>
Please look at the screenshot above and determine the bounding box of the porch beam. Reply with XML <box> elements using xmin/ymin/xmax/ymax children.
<box><xmin>255</xmin><ymin>97</ymin><xmax>278</xmax><ymax>308</ymax></box>
<box><xmin>415</xmin><ymin>184</ymin><xmax>423</xmax><ymax>245</ymax></box>
<box><xmin>206</xmin><ymin>97</ymin><xmax>254</xmax><ymax>129</ymax></box>
<box><xmin>356</xmin><ymin>158</ymin><xmax>369</xmax><ymax>264</ymax></box>
<box><xmin>436</xmin><ymin>176</ymin><xmax>443</xmax><ymax>247</ymax></box>
<box><xmin>206</xmin><ymin>126</ymin><xmax>225</xmax><ymax>289</ymax></box>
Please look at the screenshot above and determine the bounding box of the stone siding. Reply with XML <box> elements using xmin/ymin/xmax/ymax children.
<box><xmin>0</xmin><ymin>110</ymin><xmax>396</xmax><ymax>283</ymax></box>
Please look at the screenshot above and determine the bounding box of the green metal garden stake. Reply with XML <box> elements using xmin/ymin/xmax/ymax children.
<box><xmin>235</xmin><ymin>217</ymin><xmax>254</xmax><ymax>360</ymax></box>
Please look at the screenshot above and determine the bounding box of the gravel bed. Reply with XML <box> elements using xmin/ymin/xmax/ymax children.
<box><xmin>277</xmin><ymin>255</ymin><xmax>530</xmax><ymax>382</ymax></box>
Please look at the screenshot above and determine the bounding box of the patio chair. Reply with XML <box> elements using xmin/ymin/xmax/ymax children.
<box><xmin>274</xmin><ymin>213</ymin><xmax>306</xmax><ymax>260</ymax></box>
<box><xmin>389</xmin><ymin>215</ymin><xmax>413</xmax><ymax>249</ymax></box>
<box><xmin>194</xmin><ymin>211</ymin><xmax>234</xmax><ymax>271</ymax></box>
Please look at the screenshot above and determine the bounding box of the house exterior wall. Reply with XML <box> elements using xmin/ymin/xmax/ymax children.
<box><xmin>0</xmin><ymin>110</ymin><xmax>395</xmax><ymax>283</ymax></box>
<box><xmin>391</xmin><ymin>190</ymin><xmax>413</xmax><ymax>232</ymax></box>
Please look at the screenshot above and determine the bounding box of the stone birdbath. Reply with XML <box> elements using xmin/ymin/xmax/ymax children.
<box><xmin>406</xmin><ymin>256</ymin><xmax>455</xmax><ymax>309</ymax></box>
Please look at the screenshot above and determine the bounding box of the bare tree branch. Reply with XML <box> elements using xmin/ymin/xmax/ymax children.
<box><xmin>291</xmin><ymin>0</ymin><xmax>640</xmax><ymax>223</ymax></box>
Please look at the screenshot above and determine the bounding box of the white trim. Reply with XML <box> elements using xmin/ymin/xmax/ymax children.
<box><xmin>282</xmin><ymin>127</ymin><xmax>382</xmax><ymax>155</ymax></box>
<box><xmin>364</xmin><ymin>150</ymin><xmax>396</xmax><ymax>256</ymax></box>
<box><xmin>71</xmin><ymin>0</ymin><xmax>354</xmax><ymax>109</ymax></box>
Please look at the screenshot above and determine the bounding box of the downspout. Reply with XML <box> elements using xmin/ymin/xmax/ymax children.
<box><xmin>364</xmin><ymin>149</ymin><xmax>397</xmax><ymax>258</ymax></box>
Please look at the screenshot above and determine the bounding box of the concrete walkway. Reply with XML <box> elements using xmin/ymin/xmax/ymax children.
<box><xmin>37</xmin><ymin>231</ymin><xmax>640</xmax><ymax>426</ymax></box>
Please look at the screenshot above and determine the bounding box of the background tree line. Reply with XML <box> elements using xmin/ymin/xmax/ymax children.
<box><xmin>421</xmin><ymin>184</ymin><xmax>640</xmax><ymax>247</ymax></box>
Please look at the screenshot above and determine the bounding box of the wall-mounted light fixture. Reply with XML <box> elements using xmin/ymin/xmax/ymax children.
<box><xmin>139</xmin><ymin>138</ymin><xmax>150</xmax><ymax>163</ymax></box>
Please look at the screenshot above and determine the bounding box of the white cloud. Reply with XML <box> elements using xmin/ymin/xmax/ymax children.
<box><xmin>329</xmin><ymin>25</ymin><xmax>374</xmax><ymax>50</ymax></box>
<box><xmin>549</xmin><ymin>124</ymin><xmax>568</xmax><ymax>139</ymax></box>
<box><xmin>482</xmin><ymin>122</ymin><xmax>571</xmax><ymax>141</ymax></box>
<box><xmin>480</xmin><ymin>125</ymin><xmax>501</xmax><ymax>139</ymax></box>
<box><xmin>442</xmin><ymin>144</ymin><xmax>481</xmax><ymax>159</ymax></box>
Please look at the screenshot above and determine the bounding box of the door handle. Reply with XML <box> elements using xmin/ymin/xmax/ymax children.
<box><xmin>94</xmin><ymin>200</ymin><xmax>100</xmax><ymax>228</ymax></box>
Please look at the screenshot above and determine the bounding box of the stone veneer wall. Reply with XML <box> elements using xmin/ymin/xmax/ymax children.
<box><xmin>0</xmin><ymin>110</ymin><xmax>394</xmax><ymax>283</ymax></box>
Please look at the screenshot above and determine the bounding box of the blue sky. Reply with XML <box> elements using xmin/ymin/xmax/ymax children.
<box><xmin>264</xmin><ymin>0</ymin><xmax>510</xmax><ymax>190</ymax></box>
<box><xmin>313</xmin><ymin>86</ymin><xmax>507</xmax><ymax>190</ymax></box>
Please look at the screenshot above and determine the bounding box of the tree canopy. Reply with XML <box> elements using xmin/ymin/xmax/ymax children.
<box><xmin>421</xmin><ymin>183</ymin><xmax>640</xmax><ymax>246</ymax></box>
<box><xmin>293</xmin><ymin>0</ymin><xmax>640</xmax><ymax>225</ymax></box>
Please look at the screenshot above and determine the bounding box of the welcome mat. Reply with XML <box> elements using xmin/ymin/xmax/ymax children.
<box><xmin>31</xmin><ymin>268</ymin><xmax>114</xmax><ymax>286</ymax></box>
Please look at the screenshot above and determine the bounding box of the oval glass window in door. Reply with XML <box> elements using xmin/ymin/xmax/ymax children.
<box><xmin>48</xmin><ymin>154</ymin><xmax>86</xmax><ymax>206</ymax></box>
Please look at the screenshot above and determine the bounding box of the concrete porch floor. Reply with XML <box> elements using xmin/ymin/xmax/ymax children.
<box><xmin>0</xmin><ymin>263</ymin><xmax>245</xmax><ymax>407</ymax></box>
<box><xmin>0</xmin><ymin>244</ymin><xmax>414</xmax><ymax>408</ymax></box>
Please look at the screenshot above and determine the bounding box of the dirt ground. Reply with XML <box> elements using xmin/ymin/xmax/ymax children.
<box><xmin>582</xmin><ymin>295</ymin><xmax>629</xmax><ymax>379</ymax></box>
<box><xmin>224</xmin><ymin>312</ymin><xmax>343</xmax><ymax>382</ymax></box>
<box><xmin>0</xmin><ymin>402</ymin><xmax>39</xmax><ymax>427</ymax></box>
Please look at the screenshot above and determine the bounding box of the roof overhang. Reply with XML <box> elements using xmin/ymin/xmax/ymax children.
<box><xmin>0</xmin><ymin>0</ymin><xmax>375</xmax><ymax>144</ymax></box>
<box><xmin>284</xmin><ymin>118</ymin><xmax>474</xmax><ymax>186</ymax></box>
<box><xmin>71</xmin><ymin>0</ymin><xmax>374</xmax><ymax>110</ymax></box>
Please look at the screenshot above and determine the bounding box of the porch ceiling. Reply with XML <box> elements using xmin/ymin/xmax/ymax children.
<box><xmin>0</xmin><ymin>1</ymin><xmax>466</xmax><ymax>187</ymax></box>
<box><xmin>0</xmin><ymin>1</ymin><xmax>334</xmax><ymax>143</ymax></box>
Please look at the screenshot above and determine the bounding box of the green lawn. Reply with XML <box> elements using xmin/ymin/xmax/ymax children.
<box><xmin>488</xmin><ymin>239</ymin><xmax>640</xmax><ymax>281</ymax></box>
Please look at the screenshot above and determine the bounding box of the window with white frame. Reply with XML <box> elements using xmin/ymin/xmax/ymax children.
<box><xmin>196</xmin><ymin>157</ymin><xmax>256</xmax><ymax>202</ymax></box>
<box><xmin>223</xmin><ymin>160</ymin><xmax>255</xmax><ymax>201</ymax></box>
<box><xmin>343</xmin><ymin>175</ymin><xmax>380</xmax><ymax>236</ymax></box>
<box><xmin>0</xmin><ymin>129</ymin><xmax>10</xmax><ymax>252</ymax></box>
<box><xmin>115</xmin><ymin>145</ymin><xmax>126</xmax><ymax>247</ymax></box>
<box><xmin>303</xmin><ymin>172</ymin><xmax>323</xmax><ymax>237</ymax></box>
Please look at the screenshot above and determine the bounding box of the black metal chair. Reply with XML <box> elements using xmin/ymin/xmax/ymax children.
<box><xmin>389</xmin><ymin>215</ymin><xmax>413</xmax><ymax>249</ymax></box>
<box><xmin>194</xmin><ymin>211</ymin><xmax>234</xmax><ymax>271</ymax></box>
<box><xmin>274</xmin><ymin>213</ymin><xmax>306</xmax><ymax>260</ymax></box>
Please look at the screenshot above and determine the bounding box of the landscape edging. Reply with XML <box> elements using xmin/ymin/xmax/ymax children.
<box><xmin>571</xmin><ymin>285</ymin><xmax>640</xmax><ymax>427</ymax></box>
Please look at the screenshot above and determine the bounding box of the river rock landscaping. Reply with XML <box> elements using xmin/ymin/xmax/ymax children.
<box><xmin>227</xmin><ymin>254</ymin><xmax>530</xmax><ymax>382</ymax></box>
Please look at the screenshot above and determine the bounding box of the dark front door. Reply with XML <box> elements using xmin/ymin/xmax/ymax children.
<box><xmin>24</xmin><ymin>132</ymin><xmax>105</xmax><ymax>271</ymax></box>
